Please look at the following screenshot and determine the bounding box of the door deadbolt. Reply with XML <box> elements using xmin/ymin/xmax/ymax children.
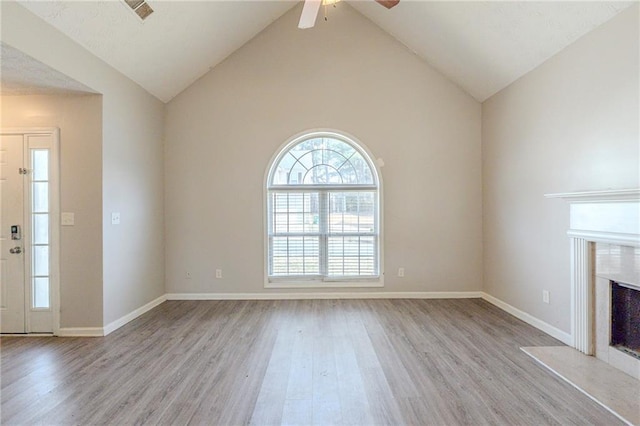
<box><xmin>9</xmin><ymin>247</ymin><xmax>22</xmax><ymax>254</ymax></box>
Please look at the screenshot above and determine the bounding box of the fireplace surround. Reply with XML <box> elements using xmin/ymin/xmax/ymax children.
<box><xmin>546</xmin><ymin>189</ymin><xmax>640</xmax><ymax>378</ymax></box>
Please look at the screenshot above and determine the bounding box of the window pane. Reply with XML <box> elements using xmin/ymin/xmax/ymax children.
<box><xmin>33</xmin><ymin>245</ymin><xmax>49</xmax><ymax>276</ymax></box>
<box><xmin>274</xmin><ymin>213</ymin><xmax>288</xmax><ymax>234</ymax></box>
<box><xmin>289</xmin><ymin>162</ymin><xmax>307</xmax><ymax>184</ymax></box>
<box><xmin>288</xmin><ymin>212</ymin><xmax>304</xmax><ymax>233</ymax></box>
<box><xmin>357</xmin><ymin>192</ymin><xmax>375</xmax><ymax>233</ymax></box>
<box><xmin>304</xmin><ymin>165</ymin><xmax>334</xmax><ymax>184</ymax></box>
<box><xmin>327</xmin><ymin>236</ymin><xmax>376</xmax><ymax>277</ymax></box>
<box><xmin>271</xmin><ymin>192</ymin><xmax>320</xmax><ymax>235</ymax></box>
<box><xmin>270</xmin><ymin>236</ymin><xmax>319</xmax><ymax>276</ymax></box>
<box><xmin>303</xmin><ymin>193</ymin><xmax>320</xmax><ymax>233</ymax></box>
<box><xmin>33</xmin><ymin>214</ymin><xmax>49</xmax><ymax>244</ymax></box>
<box><xmin>329</xmin><ymin>192</ymin><xmax>376</xmax><ymax>234</ymax></box>
<box><xmin>326</xmin><ymin>138</ymin><xmax>355</xmax><ymax>157</ymax></box>
<box><xmin>32</xmin><ymin>150</ymin><xmax>49</xmax><ymax>181</ymax></box>
<box><xmin>271</xmin><ymin>136</ymin><xmax>375</xmax><ymax>186</ymax></box>
<box><xmin>350</xmin><ymin>153</ymin><xmax>374</xmax><ymax>185</ymax></box>
<box><xmin>32</xmin><ymin>182</ymin><xmax>49</xmax><ymax>212</ymax></box>
<box><xmin>33</xmin><ymin>277</ymin><xmax>50</xmax><ymax>309</ymax></box>
<box><xmin>337</xmin><ymin>161</ymin><xmax>358</xmax><ymax>184</ymax></box>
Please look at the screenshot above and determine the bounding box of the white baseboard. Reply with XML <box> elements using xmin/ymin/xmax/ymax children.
<box><xmin>166</xmin><ymin>291</ymin><xmax>483</xmax><ymax>300</ymax></box>
<box><xmin>481</xmin><ymin>292</ymin><xmax>572</xmax><ymax>346</ymax></box>
<box><xmin>56</xmin><ymin>292</ymin><xmax>571</xmax><ymax>346</ymax></box>
<box><xmin>57</xmin><ymin>327</ymin><xmax>104</xmax><ymax>337</ymax></box>
<box><xmin>103</xmin><ymin>294</ymin><xmax>167</xmax><ymax>336</ymax></box>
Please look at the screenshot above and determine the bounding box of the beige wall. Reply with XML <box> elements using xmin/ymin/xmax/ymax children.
<box><xmin>164</xmin><ymin>4</ymin><xmax>483</xmax><ymax>295</ymax></box>
<box><xmin>1</xmin><ymin>95</ymin><xmax>103</xmax><ymax>327</ymax></box>
<box><xmin>482</xmin><ymin>5</ymin><xmax>640</xmax><ymax>333</ymax></box>
<box><xmin>2</xmin><ymin>1</ymin><xmax>165</xmax><ymax>327</ymax></box>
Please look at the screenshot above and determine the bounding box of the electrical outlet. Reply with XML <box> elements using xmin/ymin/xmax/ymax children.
<box><xmin>111</xmin><ymin>212</ymin><xmax>121</xmax><ymax>225</ymax></box>
<box><xmin>398</xmin><ymin>267</ymin><xmax>405</xmax><ymax>278</ymax></box>
<box><xmin>215</xmin><ymin>269</ymin><xmax>223</xmax><ymax>279</ymax></box>
<box><xmin>542</xmin><ymin>290</ymin><xmax>550</xmax><ymax>304</ymax></box>
<box><xmin>186</xmin><ymin>271</ymin><xmax>192</xmax><ymax>279</ymax></box>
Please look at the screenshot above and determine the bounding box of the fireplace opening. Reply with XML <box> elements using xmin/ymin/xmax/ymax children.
<box><xmin>611</xmin><ymin>281</ymin><xmax>640</xmax><ymax>360</ymax></box>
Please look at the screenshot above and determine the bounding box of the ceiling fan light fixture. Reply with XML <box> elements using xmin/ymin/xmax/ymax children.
<box><xmin>299</xmin><ymin>0</ymin><xmax>397</xmax><ymax>29</ymax></box>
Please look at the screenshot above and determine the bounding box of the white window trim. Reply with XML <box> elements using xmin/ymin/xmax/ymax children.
<box><xmin>263</xmin><ymin>129</ymin><xmax>384</xmax><ymax>289</ymax></box>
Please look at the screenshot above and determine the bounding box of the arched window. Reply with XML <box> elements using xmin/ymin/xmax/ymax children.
<box><xmin>266</xmin><ymin>132</ymin><xmax>380</xmax><ymax>285</ymax></box>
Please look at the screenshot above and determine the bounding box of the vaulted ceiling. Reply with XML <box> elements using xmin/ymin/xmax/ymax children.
<box><xmin>10</xmin><ymin>1</ymin><xmax>636</xmax><ymax>103</ymax></box>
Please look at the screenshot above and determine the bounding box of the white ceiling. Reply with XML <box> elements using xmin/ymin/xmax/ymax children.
<box><xmin>0</xmin><ymin>42</ymin><xmax>97</xmax><ymax>96</ymax></box>
<box><xmin>17</xmin><ymin>0</ymin><xmax>298</xmax><ymax>103</ymax></box>
<box><xmin>14</xmin><ymin>0</ymin><xmax>635</xmax><ymax>103</ymax></box>
<box><xmin>349</xmin><ymin>1</ymin><xmax>634</xmax><ymax>101</ymax></box>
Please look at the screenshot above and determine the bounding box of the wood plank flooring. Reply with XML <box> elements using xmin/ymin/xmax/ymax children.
<box><xmin>1</xmin><ymin>299</ymin><xmax>622</xmax><ymax>425</ymax></box>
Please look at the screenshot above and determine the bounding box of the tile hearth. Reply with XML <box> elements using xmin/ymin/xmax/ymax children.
<box><xmin>522</xmin><ymin>346</ymin><xmax>640</xmax><ymax>426</ymax></box>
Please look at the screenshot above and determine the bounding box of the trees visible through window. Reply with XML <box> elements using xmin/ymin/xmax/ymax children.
<box><xmin>267</xmin><ymin>133</ymin><xmax>380</xmax><ymax>282</ymax></box>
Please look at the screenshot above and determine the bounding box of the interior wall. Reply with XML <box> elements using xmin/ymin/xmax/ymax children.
<box><xmin>482</xmin><ymin>5</ymin><xmax>640</xmax><ymax>333</ymax></box>
<box><xmin>2</xmin><ymin>1</ymin><xmax>165</xmax><ymax>327</ymax></box>
<box><xmin>1</xmin><ymin>95</ymin><xmax>103</xmax><ymax>328</ymax></box>
<box><xmin>164</xmin><ymin>3</ymin><xmax>482</xmax><ymax>295</ymax></box>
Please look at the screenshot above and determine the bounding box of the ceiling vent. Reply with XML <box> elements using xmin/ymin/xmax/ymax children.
<box><xmin>124</xmin><ymin>0</ymin><xmax>154</xmax><ymax>21</ymax></box>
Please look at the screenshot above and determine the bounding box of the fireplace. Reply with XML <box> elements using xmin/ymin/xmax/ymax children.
<box><xmin>611</xmin><ymin>281</ymin><xmax>640</xmax><ymax>360</ymax></box>
<box><xmin>546</xmin><ymin>188</ymin><xmax>640</xmax><ymax>379</ymax></box>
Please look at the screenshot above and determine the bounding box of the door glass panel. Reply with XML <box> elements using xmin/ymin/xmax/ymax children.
<box><xmin>32</xmin><ymin>150</ymin><xmax>49</xmax><ymax>181</ymax></box>
<box><xmin>32</xmin><ymin>182</ymin><xmax>49</xmax><ymax>212</ymax></box>
<box><xmin>33</xmin><ymin>277</ymin><xmax>49</xmax><ymax>309</ymax></box>
<box><xmin>33</xmin><ymin>246</ymin><xmax>49</xmax><ymax>276</ymax></box>
<box><xmin>30</xmin><ymin>149</ymin><xmax>50</xmax><ymax>310</ymax></box>
<box><xmin>33</xmin><ymin>214</ymin><xmax>49</xmax><ymax>245</ymax></box>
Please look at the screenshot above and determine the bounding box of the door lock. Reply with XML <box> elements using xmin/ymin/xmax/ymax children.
<box><xmin>11</xmin><ymin>225</ymin><xmax>21</xmax><ymax>240</ymax></box>
<box><xmin>9</xmin><ymin>247</ymin><xmax>22</xmax><ymax>254</ymax></box>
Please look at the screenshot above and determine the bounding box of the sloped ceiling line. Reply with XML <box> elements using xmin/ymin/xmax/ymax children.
<box><xmin>14</xmin><ymin>0</ymin><xmax>635</xmax><ymax>103</ymax></box>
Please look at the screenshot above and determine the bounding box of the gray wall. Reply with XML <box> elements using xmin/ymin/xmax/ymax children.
<box><xmin>482</xmin><ymin>5</ymin><xmax>640</xmax><ymax>333</ymax></box>
<box><xmin>1</xmin><ymin>95</ymin><xmax>103</xmax><ymax>328</ymax></box>
<box><xmin>164</xmin><ymin>4</ymin><xmax>483</xmax><ymax>295</ymax></box>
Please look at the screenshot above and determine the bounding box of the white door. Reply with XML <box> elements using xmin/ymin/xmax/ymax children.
<box><xmin>1</xmin><ymin>134</ymin><xmax>27</xmax><ymax>332</ymax></box>
<box><xmin>1</xmin><ymin>131</ymin><xmax>57</xmax><ymax>334</ymax></box>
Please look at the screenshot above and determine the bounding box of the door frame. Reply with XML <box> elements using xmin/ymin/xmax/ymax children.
<box><xmin>1</xmin><ymin>128</ymin><xmax>60</xmax><ymax>335</ymax></box>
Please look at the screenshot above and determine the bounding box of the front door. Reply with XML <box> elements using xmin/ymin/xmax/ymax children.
<box><xmin>1</xmin><ymin>131</ymin><xmax>56</xmax><ymax>333</ymax></box>
<box><xmin>1</xmin><ymin>134</ymin><xmax>27</xmax><ymax>332</ymax></box>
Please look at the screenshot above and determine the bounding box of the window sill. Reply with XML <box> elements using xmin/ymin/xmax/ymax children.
<box><xmin>265</xmin><ymin>279</ymin><xmax>383</xmax><ymax>289</ymax></box>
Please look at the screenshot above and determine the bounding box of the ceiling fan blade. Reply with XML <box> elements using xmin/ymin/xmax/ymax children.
<box><xmin>298</xmin><ymin>0</ymin><xmax>322</xmax><ymax>29</ymax></box>
<box><xmin>375</xmin><ymin>0</ymin><xmax>399</xmax><ymax>9</ymax></box>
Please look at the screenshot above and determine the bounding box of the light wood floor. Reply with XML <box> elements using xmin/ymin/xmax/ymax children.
<box><xmin>1</xmin><ymin>299</ymin><xmax>622</xmax><ymax>425</ymax></box>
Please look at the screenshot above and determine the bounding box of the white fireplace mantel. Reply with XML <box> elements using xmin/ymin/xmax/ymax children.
<box><xmin>546</xmin><ymin>189</ymin><xmax>640</xmax><ymax>355</ymax></box>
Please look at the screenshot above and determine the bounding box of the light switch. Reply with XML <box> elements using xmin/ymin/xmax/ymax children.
<box><xmin>111</xmin><ymin>212</ymin><xmax>121</xmax><ymax>225</ymax></box>
<box><xmin>61</xmin><ymin>212</ymin><xmax>75</xmax><ymax>226</ymax></box>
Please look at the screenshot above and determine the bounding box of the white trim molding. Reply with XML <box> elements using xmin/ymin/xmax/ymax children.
<box><xmin>103</xmin><ymin>294</ymin><xmax>167</xmax><ymax>336</ymax></box>
<box><xmin>545</xmin><ymin>189</ymin><xmax>640</xmax><ymax>203</ymax></box>
<box><xmin>57</xmin><ymin>327</ymin><xmax>104</xmax><ymax>337</ymax></box>
<box><xmin>567</xmin><ymin>231</ymin><xmax>640</xmax><ymax>246</ymax></box>
<box><xmin>166</xmin><ymin>291</ymin><xmax>483</xmax><ymax>301</ymax></box>
<box><xmin>481</xmin><ymin>293</ymin><xmax>572</xmax><ymax>345</ymax></box>
<box><xmin>49</xmin><ymin>291</ymin><xmax>581</xmax><ymax>347</ymax></box>
<box><xmin>571</xmin><ymin>238</ymin><xmax>593</xmax><ymax>354</ymax></box>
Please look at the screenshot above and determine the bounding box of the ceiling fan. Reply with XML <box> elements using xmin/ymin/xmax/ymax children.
<box><xmin>298</xmin><ymin>0</ymin><xmax>399</xmax><ymax>29</ymax></box>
